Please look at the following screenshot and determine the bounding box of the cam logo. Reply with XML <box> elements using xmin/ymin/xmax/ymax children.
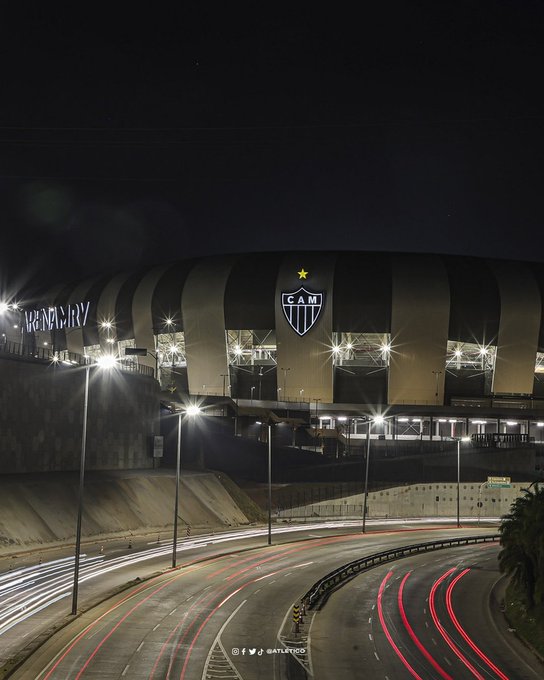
<box><xmin>281</xmin><ymin>287</ymin><xmax>324</xmax><ymax>336</ymax></box>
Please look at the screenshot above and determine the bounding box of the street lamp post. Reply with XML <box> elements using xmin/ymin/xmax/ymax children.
<box><xmin>281</xmin><ymin>367</ymin><xmax>290</xmax><ymax>399</ymax></box>
<box><xmin>456</xmin><ymin>436</ymin><xmax>471</xmax><ymax>528</ymax></box>
<box><xmin>477</xmin><ymin>480</ymin><xmax>488</xmax><ymax>525</ymax></box>
<box><xmin>313</xmin><ymin>398</ymin><xmax>321</xmax><ymax>452</ymax></box>
<box><xmin>362</xmin><ymin>418</ymin><xmax>372</xmax><ymax>534</ymax></box>
<box><xmin>432</xmin><ymin>370</ymin><xmax>443</xmax><ymax>405</ymax></box>
<box><xmin>362</xmin><ymin>415</ymin><xmax>385</xmax><ymax>534</ymax></box>
<box><xmin>172</xmin><ymin>404</ymin><xmax>201</xmax><ymax>568</ymax></box>
<box><xmin>268</xmin><ymin>423</ymin><xmax>273</xmax><ymax>546</ymax></box>
<box><xmin>71</xmin><ymin>355</ymin><xmax>117</xmax><ymax>615</ymax></box>
<box><xmin>172</xmin><ymin>411</ymin><xmax>182</xmax><ymax>568</ymax></box>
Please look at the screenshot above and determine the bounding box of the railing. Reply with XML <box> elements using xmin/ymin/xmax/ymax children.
<box><xmin>0</xmin><ymin>340</ymin><xmax>155</xmax><ymax>378</ymax></box>
<box><xmin>303</xmin><ymin>534</ymin><xmax>499</xmax><ymax>610</ymax></box>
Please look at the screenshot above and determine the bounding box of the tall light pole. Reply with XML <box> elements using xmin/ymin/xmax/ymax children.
<box><xmin>313</xmin><ymin>398</ymin><xmax>321</xmax><ymax>452</ymax></box>
<box><xmin>362</xmin><ymin>415</ymin><xmax>385</xmax><ymax>534</ymax></box>
<box><xmin>72</xmin><ymin>354</ymin><xmax>117</xmax><ymax>616</ymax></box>
<box><xmin>432</xmin><ymin>370</ymin><xmax>442</xmax><ymax>405</ymax></box>
<box><xmin>267</xmin><ymin>423</ymin><xmax>273</xmax><ymax>546</ymax></box>
<box><xmin>172</xmin><ymin>404</ymin><xmax>201</xmax><ymax>568</ymax></box>
<box><xmin>281</xmin><ymin>367</ymin><xmax>290</xmax><ymax>399</ymax></box>
<box><xmin>456</xmin><ymin>436</ymin><xmax>471</xmax><ymax>528</ymax></box>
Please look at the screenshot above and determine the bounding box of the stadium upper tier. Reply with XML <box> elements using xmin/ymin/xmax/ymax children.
<box><xmin>7</xmin><ymin>251</ymin><xmax>544</xmax><ymax>407</ymax></box>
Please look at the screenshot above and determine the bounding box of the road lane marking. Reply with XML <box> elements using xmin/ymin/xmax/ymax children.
<box><xmin>374</xmin><ymin>651</ymin><xmax>380</xmax><ymax>661</ymax></box>
<box><xmin>152</xmin><ymin>624</ymin><xmax>160</xmax><ymax>631</ymax></box>
<box><xmin>202</xmin><ymin>600</ymin><xmax>246</xmax><ymax>680</ymax></box>
<box><xmin>169</xmin><ymin>608</ymin><xmax>177</xmax><ymax>616</ymax></box>
<box><xmin>136</xmin><ymin>641</ymin><xmax>144</xmax><ymax>652</ymax></box>
<box><xmin>122</xmin><ymin>664</ymin><xmax>130</xmax><ymax>676</ymax></box>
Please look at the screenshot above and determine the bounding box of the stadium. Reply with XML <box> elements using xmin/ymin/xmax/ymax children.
<box><xmin>3</xmin><ymin>251</ymin><xmax>544</xmax><ymax>447</ymax></box>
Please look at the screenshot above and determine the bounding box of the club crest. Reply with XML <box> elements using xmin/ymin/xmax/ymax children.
<box><xmin>281</xmin><ymin>286</ymin><xmax>324</xmax><ymax>336</ymax></box>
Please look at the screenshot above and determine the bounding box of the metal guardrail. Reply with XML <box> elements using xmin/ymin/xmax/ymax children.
<box><xmin>0</xmin><ymin>339</ymin><xmax>155</xmax><ymax>378</ymax></box>
<box><xmin>304</xmin><ymin>534</ymin><xmax>500</xmax><ymax>610</ymax></box>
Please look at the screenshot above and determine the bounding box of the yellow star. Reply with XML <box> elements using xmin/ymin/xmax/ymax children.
<box><xmin>297</xmin><ymin>268</ymin><xmax>308</xmax><ymax>279</ymax></box>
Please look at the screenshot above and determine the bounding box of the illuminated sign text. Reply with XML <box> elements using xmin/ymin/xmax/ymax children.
<box><xmin>24</xmin><ymin>302</ymin><xmax>91</xmax><ymax>333</ymax></box>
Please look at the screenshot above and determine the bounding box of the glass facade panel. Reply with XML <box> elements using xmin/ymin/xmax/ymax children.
<box><xmin>227</xmin><ymin>330</ymin><xmax>276</xmax><ymax>366</ymax></box>
<box><xmin>446</xmin><ymin>340</ymin><xmax>496</xmax><ymax>370</ymax></box>
<box><xmin>155</xmin><ymin>331</ymin><xmax>186</xmax><ymax>368</ymax></box>
<box><xmin>332</xmin><ymin>332</ymin><xmax>391</xmax><ymax>367</ymax></box>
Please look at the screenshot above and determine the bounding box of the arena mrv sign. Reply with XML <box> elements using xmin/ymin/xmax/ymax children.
<box><xmin>24</xmin><ymin>301</ymin><xmax>91</xmax><ymax>333</ymax></box>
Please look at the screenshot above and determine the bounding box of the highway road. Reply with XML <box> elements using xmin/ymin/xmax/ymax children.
<box><xmin>8</xmin><ymin>525</ymin><xmax>538</xmax><ymax>680</ymax></box>
<box><xmin>0</xmin><ymin>519</ymin><xmax>474</xmax><ymax>668</ymax></box>
<box><xmin>312</xmin><ymin>543</ymin><xmax>542</xmax><ymax>680</ymax></box>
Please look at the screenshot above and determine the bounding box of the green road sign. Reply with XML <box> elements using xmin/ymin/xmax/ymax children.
<box><xmin>487</xmin><ymin>476</ymin><xmax>511</xmax><ymax>489</ymax></box>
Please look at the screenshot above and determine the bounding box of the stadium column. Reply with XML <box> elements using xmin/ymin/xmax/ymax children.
<box><xmin>181</xmin><ymin>256</ymin><xmax>235</xmax><ymax>397</ymax></box>
<box><xmin>275</xmin><ymin>254</ymin><xmax>336</xmax><ymax>403</ymax></box>
<box><xmin>64</xmin><ymin>277</ymin><xmax>99</xmax><ymax>356</ymax></box>
<box><xmin>34</xmin><ymin>283</ymin><xmax>64</xmax><ymax>350</ymax></box>
<box><xmin>132</xmin><ymin>264</ymin><xmax>170</xmax><ymax>375</ymax></box>
<box><xmin>97</xmin><ymin>272</ymin><xmax>132</xmax><ymax>353</ymax></box>
<box><xmin>388</xmin><ymin>255</ymin><xmax>450</xmax><ymax>405</ymax></box>
<box><xmin>489</xmin><ymin>261</ymin><xmax>541</xmax><ymax>395</ymax></box>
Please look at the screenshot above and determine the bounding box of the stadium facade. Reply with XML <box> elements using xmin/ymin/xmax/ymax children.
<box><xmin>4</xmin><ymin>251</ymin><xmax>544</xmax><ymax>441</ymax></box>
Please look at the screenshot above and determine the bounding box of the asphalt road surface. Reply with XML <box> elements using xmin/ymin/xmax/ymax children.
<box><xmin>0</xmin><ymin>519</ymin><xmax>476</xmax><ymax>668</ymax></box>
<box><xmin>311</xmin><ymin>543</ymin><xmax>542</xmax><ymax>680</ymax></box>
<box><xmin>9</xmin><ymin>526</ymin><xmax>538</xmax><ymax>680</ymax></box>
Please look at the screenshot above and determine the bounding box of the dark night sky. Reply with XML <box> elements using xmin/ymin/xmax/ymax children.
<box><xmin>1</xmin><ymin>2</ymin><xmax>544</xmax><ymax>296</ymax></box>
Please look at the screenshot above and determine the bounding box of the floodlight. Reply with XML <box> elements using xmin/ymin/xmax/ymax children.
<box><xmin>186</xmin><ymin>404</ymin><xmax>201</xmax><ymax>416</ymax></box>
<box><xmin>374</xmin><ymin>415</ymin><xmax>385</xmax><ymax>425</ymax></box>
<box><xmin>96</xmin><ymin>355</ymin><xmax>117</xmax><ymax>369</ymax></box>
<box><xmin>0</xmin><ymin>302</ymin><xmax>9</xmax><ymax>314</ymax></box>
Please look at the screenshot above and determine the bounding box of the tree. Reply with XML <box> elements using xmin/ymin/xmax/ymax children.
<box><xmin>499</xmin><ymin>483</ymin><xmax>544</xmax><ymax>609</ymax></box>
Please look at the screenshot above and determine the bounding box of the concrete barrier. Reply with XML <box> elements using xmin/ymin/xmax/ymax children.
<box><xmin>277</xmin><ymin>481</ymin><xmax>530</xmax><ymax>519</ymax></box>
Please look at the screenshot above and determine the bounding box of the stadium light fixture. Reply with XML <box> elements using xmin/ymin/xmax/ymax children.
<box><xmin>0</xmin><ymin>302</ymin><xmax>9</xmax><ymax>314</ymax></box>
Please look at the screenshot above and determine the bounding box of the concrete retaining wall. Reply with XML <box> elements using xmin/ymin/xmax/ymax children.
<box><xmin>277</xmin><ymin>481</ymin><xmax>530</xmax><ymax>518</ymax></box>
<box><xmin>0</xmin><ymin>470</ymin><xmax>249</xmax><ymax>553</ymax></box>
<box><xmin>0</xmin><ymin>356</ymin><xmax>159</xmax><ymax>472</ymax></box>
